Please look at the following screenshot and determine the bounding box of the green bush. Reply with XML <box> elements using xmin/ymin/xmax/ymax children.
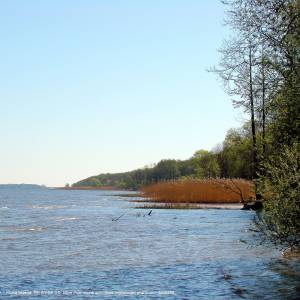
<box><xmin>257</xmin><ymin>143</ymin><xmax>300</xmax><ymax>248</ymax></box>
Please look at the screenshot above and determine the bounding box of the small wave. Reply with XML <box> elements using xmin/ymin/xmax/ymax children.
<box><xmin>55</xmin><ymin>217</ymin><xmax>80</xmax><ymax>221</ymax></box>
<box><xmin>15</xmin><ymin>227</ymin><xmax>45</xmax><ymax>232</ymax></box>
<box><xmin>0</xmin><ymin>237</ymin><xmax>18</xmax><ymax>241</ymax></box>
<box><xmin>31</xmin><ymin>205</ymin><xmax>66</xmax><ymax>210</ymax></box>
<box><xmin>65</xmin><ymin>252</ymin><xmax>82</xmax><ymax>257</ymax></box>
<box><xmin>0</xmin><ymin>206</ymin><xmax>9</xmax><ymax>209</ymax></box>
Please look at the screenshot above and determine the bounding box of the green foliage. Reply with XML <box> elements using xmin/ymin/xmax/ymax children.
<box><xmin>152</xmin><ymin>160</ymin><xmax>180</xmax><ymax>181</ymax></box>
<box><xmin>218</xmin><ymin>128</ymin><xmax>253</xmax><ymax>179</ymax></box>
<box><xmin>73</xmin><ymin>160</ymin><xmax>183</xmax><ymax>190</ymax></box>
<box><xmin>177</xmin><ymin>159</ymin><xmax>195</xmax><ymax>177</ymax></box>
<box><xmin>270</xmin><ymin>76</ymin><xmax>300</xmax><ymax>146</ymax></box>
<box><xmin>257</xmin><ymin>143</ymin><xmax>300</xmax><ymax>247</ymax></box>
<box><xmin>192</xmin><ymin>150</ymin><xmax>220</xmax><ymax>178</ymax></box>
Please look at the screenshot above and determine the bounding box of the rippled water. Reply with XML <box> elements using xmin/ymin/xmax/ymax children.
<box><xmin>0</xmin><ymin>186</ymin><xmax>299</xmax><ymax>299</ymax></box>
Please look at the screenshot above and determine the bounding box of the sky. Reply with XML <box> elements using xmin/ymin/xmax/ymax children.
<box><xmin>0</xmin><ymin>0</ymin><xmax>243</xmax><ymax>186</ymax></box>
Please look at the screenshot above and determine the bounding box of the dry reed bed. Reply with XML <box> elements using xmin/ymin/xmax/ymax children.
<box><xmin>140</xmin><ymin>179</ymin><xmax>254</xmax><ymax>204</ymax></box>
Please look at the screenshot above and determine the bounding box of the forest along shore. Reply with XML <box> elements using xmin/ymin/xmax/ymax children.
<box><xmin>56</xmin><ymin>186</ymin><xmax>122</xmax><ymax>191</ymax></box>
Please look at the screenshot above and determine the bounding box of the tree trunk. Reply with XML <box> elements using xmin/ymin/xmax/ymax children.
<box><xmin>249</xmin><ymin>44</ymin><xmax>258</xmax><ymax>179</ymax></box>
<box><xmin>261</xmin><ymin>49</ymin><xmax>266</xmax><ymax>158</ymax></box>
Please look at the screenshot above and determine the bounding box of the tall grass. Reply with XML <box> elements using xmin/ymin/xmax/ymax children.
<box><xmin>140</xmin><ymin>179</ymin><xmax>255</xmax><ymax>204</ymax></box>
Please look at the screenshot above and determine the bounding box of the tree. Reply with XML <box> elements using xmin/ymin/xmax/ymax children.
<box><xmin>178</xmin><ymin>159</ymin><xmax>195</xmax><ymax>177</ymax></box>
<box><xmin>221</xmin><ymin>0</ymin><xmax>300</xmax><ymax>147</ymax></box>
<box><xmin>192</xmin><ymin>150</ymin><xmax>220</xmax><ymax>178</ymax></box>
<box><xmin>152</xmin><ymin>160</ymin><xmax>181</xmax><ymax>181</ymax></box>
<box><xmin>257</xmin><ymin>143</ymin><xmax>300</xmax><ymax>247</ymax></box>
<box><xmin>211</xmin><ymin>29</ymin><xmax>259</xmax><ymax>179</ymax></box>
<box><xmin>218</xmin><ymin>127</ymin><xmax>253</xmax><ymax>178</ymax></box>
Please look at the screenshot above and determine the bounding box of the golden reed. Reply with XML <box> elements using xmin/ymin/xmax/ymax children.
<box><xmin>140</xmin><ymin>179</ymin><xmax>255</xmax><ymax>204</ymax></box>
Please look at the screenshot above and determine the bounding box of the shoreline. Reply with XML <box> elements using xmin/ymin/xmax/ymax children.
<box><xmin>55</xmin><ymin>188</ymin><xmax>258</xmax><ymax>210</ymax></box>
<box><xmin>55</xmin><ymin>186</ymin><xmax>123</xmax><ymax>191</ymax></box>
<box><xmin>134</xmin><ymin>203</ymin><xmax>244</xmax><ymax>210</ymax></box>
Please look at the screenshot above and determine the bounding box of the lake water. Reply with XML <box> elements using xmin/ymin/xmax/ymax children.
<box><xmin>0</xmin><ymin>186</ymin><xmax>299</xmax><ymax>299</ymax></box>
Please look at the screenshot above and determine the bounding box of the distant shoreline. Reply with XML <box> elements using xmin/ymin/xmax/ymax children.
<box><xmin>55</xmin><ymin>186</ymin><xmax>124</xmax><ymax>191</ymax></box>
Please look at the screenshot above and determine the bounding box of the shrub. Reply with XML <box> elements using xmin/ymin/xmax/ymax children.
<box><xmin>257</xmin><ymin>143</ymin><xmax>300</xmax><ymax>248</ymax></box>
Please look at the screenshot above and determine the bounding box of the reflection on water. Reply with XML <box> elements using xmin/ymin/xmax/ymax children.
<box><xmin>0</xmin><ymin>186</ymin><xmax>299</xmax><ymax>299</ymax></box>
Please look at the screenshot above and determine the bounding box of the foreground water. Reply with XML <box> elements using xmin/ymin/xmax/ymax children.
<box><xmin>0</xmin><ymin>186</ymin><xmax>299</xmax><ymax>299</ymax></box>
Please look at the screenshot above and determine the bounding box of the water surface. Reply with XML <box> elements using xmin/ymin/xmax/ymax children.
<box><xmin>0</xmin><ymin>186</ymin><xmax>299</xmax><ymax>299</ymax></box>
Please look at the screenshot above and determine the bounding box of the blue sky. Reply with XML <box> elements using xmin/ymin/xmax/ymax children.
<box><xmin>0</xmin><ymin>0</ymin><xmax>242</xmax><ymax>186</ymax></box>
